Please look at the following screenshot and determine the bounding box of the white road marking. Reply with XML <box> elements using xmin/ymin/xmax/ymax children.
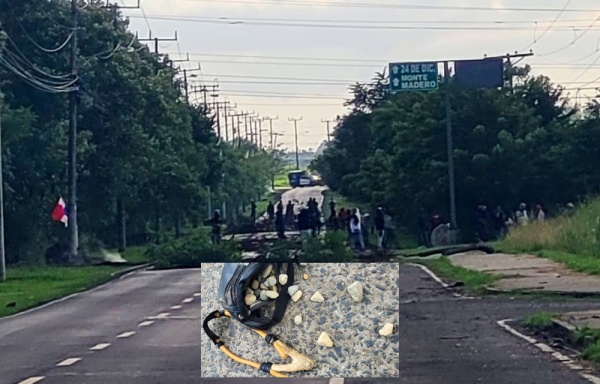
<box><xmin>497</xmin><ymin>319</ymin><xmax>600</xmax><ymax>384</ymax></box>
<box><xmin>116</xmin><ymin>331</ymin><xmax>136</xmax><ymax>338</ymax></box>
<box><xmin>89</xmin><ymin>343</ymin><xmax>111</xmax><ymax>351</ymax></box>
<box><xmin>329</xmin><ymin>379</ymin><xmax>344</xmax><ymax>384</ymax></box>
<box><xmin>56</xmin><ymin>358</ymin><xmax>81</xmax><ymax>367</ymax></box>
<box><xmin>408</xmin><ymin>263</ymin><xmax>448</xmax><ymax>287</ymax></box>
<box><xmin>171</xmin><ymin>305</ymin><xmax>182</xmax><ymax>310</ymax></box>
<box><xmin>18</xmin><ymin>377</ymin><xmax>45</xmax><ymax>384</ymax></box>
<box><xmin>182</xmin><ymin>298</ymin><xmax>194</xmax><ymax>303</ymax></box>
<box><xmin>138</xmin><ymin>320</ymin><xmax>154</xmax><ymax>327</ymax></box>
<box><xmin>193</xmin><ymin>293</ymin><xmax>201</xmax><ymax>297</ymax></box>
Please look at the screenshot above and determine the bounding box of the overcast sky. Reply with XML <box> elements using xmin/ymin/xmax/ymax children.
<box><xmin>121</xmin><ymin>0</ymin><xmax>600</xmax><ymax>150</ymax></box>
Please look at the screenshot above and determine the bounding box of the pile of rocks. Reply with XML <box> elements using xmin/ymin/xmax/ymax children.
<box><xmin>244</xmin><ymin>264</ymin><xmax>289</xmax><ymax>306</ymax></box>
<box><xmin>244</xmin><ymin>263</ymin><xmax>396</xmax><ymax>349</ymax></box>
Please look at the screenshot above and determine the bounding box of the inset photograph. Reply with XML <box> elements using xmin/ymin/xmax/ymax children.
<box><xmin>201</xmin><ymin>263</ymin><xmax>399</xmax><ymax>378</ymax></box>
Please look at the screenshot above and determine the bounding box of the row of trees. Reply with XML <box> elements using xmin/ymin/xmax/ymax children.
<box><xmin>0</xmin><ymin>0</ymin><xmax>281</xmax><ymax>264</ymax></box>
<box><xmin>313</xmin><ymin>66</ymin><xmax>600</xmax><ymax>234</ymax></box>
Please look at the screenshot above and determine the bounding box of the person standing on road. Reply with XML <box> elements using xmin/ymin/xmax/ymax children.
<box><xmin>267</xmin><ymin>201</ymin><xmax>275</xmax><ymax>223</ymax></box>
<box><xmin>285</xmin><ymin>201</ymin><xmax>295</xmax><ymax>227</ymax></box>
<box><xmin>516</xmin><ymin>203</ymin><xmax>529</xmax><ymax>226</ymax></box>
<box><xmin>375</xmin><ymin>207</ymin><xmax>386</xmax><ymax>251</ymax></box>
<box><xmin>298</xmin><ymin>207</ymin><xmax>311</xmax><ymax>239</ymax></box>
<box><xmin>209</xmin><ymin>210</ymin><xmax>223</xmax><ymax>244</ymax></box>
<box><xmin>349</xmin><ymin>208</ymin><xmax>365</xmax><ymax>251</ymax></box>
<box><xmin>250</xmin><ymin>200</ymin><xmax>257</xmax><ymax>223</ymax></box>
<box><xmin>276</xmin><ymin>201</ymin><xmax>286</xmax><ymax>239</ymax></box>
<box><xmin>329</xmin><ymin>198</ymin><xmax>336</xmax><ymax>219</ymax></box>
<box><xmin>418</xmin><ymin>208</ymin><xmax>431</xmax><ymax>247</ymax></box>
<box><xmin>475</xmin><ymin>204</ymin><xmax>491</xmax><ymax>242</ymax></box>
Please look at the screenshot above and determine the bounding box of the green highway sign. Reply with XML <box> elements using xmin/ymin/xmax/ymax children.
<box><xmin>389</xmin><ymin>62</ymin><xmax>439</xmax><ymax>93</ymax></box>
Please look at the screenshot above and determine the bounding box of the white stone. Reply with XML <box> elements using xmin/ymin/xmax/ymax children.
<box><xmin>347</xmin><ymin>281</ymin><xmax>363</xmax><ymax>302</ymax></box>
<box><xmin>288</xmin><ymin>285</ymin><xmax>299</xmax><ymax>296</ymax></box>
<box><xmin>317</xmin><ymin>332</ymin><xmax>333</xmax><ymax>347</ymax></box>
<box><xmin>267</xmin><ymin>276</ymin><xmax>277</xmax><ymax>287</ymax></box>
<box><xmin>261</xmin><ymin>264</ymin><xmax>273</xmax><ymax>278</ymax></box>
<box><xmin>244</xmin><ymin>294</ymin><xmax>257</xmax><ymax>306</ymax></box>
<box><xmin>310</xmin><ymin>292</ymin><xmax>324</xmax><ymax>302</ymax></box>
<box><xmin>294</xmin><ymin>315</ymin><xmax>302</xmax><ymax>325</ymax></box>
<box><xmin>260</xmin><ymin>291</ymin><xmax>268</xmax><ymax>301</ymax></box>
<box><xmin>291</xmin><ymin>290</ymin><xmax>303</xmax><ymax>302</ymax></box>
<box><xmin>266</xmin><ymin>291</ymin><xmax>279</xmax><ymax>299</ymax></box>
<box><xmin>379</xmin><ymin>323</ymin><xmax>394</xmax><ymax>336</ymax></box>
<box><xmin>279</xmin><ymin>274</ymin><xmax>288</xmax><ymax>285</ymax></box>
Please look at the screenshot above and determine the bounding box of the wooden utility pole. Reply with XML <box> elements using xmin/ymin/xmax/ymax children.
<box><xmin>262</xmin><ymin>116</ymin><xmax>279</xmax><ymax>150</ymax></box>
<box><xmin>288</xmin><ymin>117</ymin><xmax>303</xmax><ymax>169</ymax></box>
<box><xmin>0</xmin><ymin>92</ymin><xmax>5</xmax><ymax>282</ymax></box>
<box><xmin>321</xmin><ymin>118</ymin><xmax>335</xmax><ymax>143</ymax></box>
<box><xmin>67</xmin><ymin>0</ymin><xmax>79</xmax><ymax>262</ymax></box>
<box><xmin>137</xmin><ymin>31</ymin><xmax>178</xmax><ymax>56</ymax></box>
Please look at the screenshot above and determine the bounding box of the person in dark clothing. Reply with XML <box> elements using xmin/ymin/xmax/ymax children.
<box><xmin>375</xmin><ymin>207</ymin><xmax>386</xmax><ymax>251</ymax></box>
<box><xmin>209</xmin><ymin>210</ymin><xmax>222</xmax><ymax>244</ymax></box>
<box><xmin>338</xmin><ymin>208</ymin><xmax>348</xmax><ymax>232</ymax></box>
<box><xmin>267</xmin><ymin>201</ymin><xmax>275</xmax><ymax>222</ymax></box>
<box><xmin>308</xmin><ymin>200</ymin><xmax>319</xmax><ymax>237</ymax></box>
<box><xmin>493</xmin><ymin>206</ymin><xmax>508</xmax><ymax>240</ymax></box>
<box><xmin>329</xmin><ymin>198</ymin><xmax>336</xmax><ymax>219</ymax></box>
<box><xmin>475</xmin><ymin>204</ymin><xmax>491</xmax><ymax>242</ymax></box>
<box><xmin>298</xmin><ymin>207</ymin><xmax>311</xmax><ymax>239</ymax></box>
<box><xmin>285</xmin><ymin>201</ymin><xmax>295</xmax><ymax>227</ymax></box>
<box><xmin>275</xmin><ymin>201</ymin><xmax>286</xmax><ymax>239</ymax></box>
<box><xmin>418</xmin><ymin>208</ymin><xmax>431</xmax><ymax>247</ymax></box>
<box><xmin>250</xmin><ymin>200</ymin><xmax>257</xmax><ymax>223</ymax></box>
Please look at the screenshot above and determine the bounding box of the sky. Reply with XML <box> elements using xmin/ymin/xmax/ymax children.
<box><xmin>120</xmin><ymin>0</ymin><xmax>600</xmax><ymax>150</ymax></box>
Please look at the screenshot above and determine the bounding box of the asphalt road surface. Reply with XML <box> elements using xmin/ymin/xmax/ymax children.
<box><xmin>281</xmin><ymin>186</ymin><xmax>326</xmax><ymax>214</ymax></box>
<box><xmin>2</xmin><ymin>264</ymin><xmax>600</xmax><ymax>384</ymax></box>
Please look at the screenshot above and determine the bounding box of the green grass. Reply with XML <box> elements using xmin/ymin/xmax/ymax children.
<box><xmin>522</xmin><ymin>312</ymin><xmax>555</xmax><ymax>331</ymax></box>
<box><xmin>582</xmin><ymin>342</ymin><xmax>600</xmax><ymax>363</ymax></box>
<box><xmin>274</xmin><ymin>173</ymin><xmax>290</xmax><ymax>188</ymax></box>
<box><xmin>0</xmin><ymin>266</ymin><xmax>123</xmax><ymax>318</ymax></box>
<box><xmin>119</xmin><ymin>246</ymin><xmax>151</xmax><ymax>264</ymax></box>
<box><xmin>496</xmin><ymin>197</ymin><xmax>600</xmax><ymax>276</ymax></box>
<box><xmin>413</xmin><ymin>257</ymin><xmax>499</xmax><ymax>294</ymax></box>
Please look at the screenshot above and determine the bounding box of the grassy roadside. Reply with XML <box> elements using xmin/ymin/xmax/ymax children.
<box><xmin>0</xmin><ymin>265</ymin><xmax>125</xmax><ymax>318</ymax></box>
<box><xmin>410</xmin><ymin>257</ymin><xmax>499</xmax><ymax>294</ymax></box>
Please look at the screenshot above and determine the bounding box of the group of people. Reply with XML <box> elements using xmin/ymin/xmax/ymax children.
<box><xmin>474</xmin><ymin>203</ymin><xmax>548</xmax><ymax>242</ymax></box>
<box><xmin>265</xmin><ymin>197</ymin><xmax>323</xmax><ymax>240</ymax></box>
<box><xmin>327</xmin><ymin>199</ymin><xmax>389</xmax><ymax>252</ymax></box>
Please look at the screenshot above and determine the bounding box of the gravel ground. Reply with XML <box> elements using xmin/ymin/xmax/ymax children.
<box><xmin>201</xmin><ymin>263</ymin><xmax>400</xmax><ymax>378</ymax></box>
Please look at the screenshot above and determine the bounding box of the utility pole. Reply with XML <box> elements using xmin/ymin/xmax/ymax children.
<box><xmin>137</xmin><ymin>31</ymin><xmax>178</xmax><ymax>56</ymax></box>
<box><xmin>230</xmin><ymin>112</ymin><xmax>246</xmax><ymax>147</ymax></box>
<box><xmin>0</xmin><ymin>93</ymin><xmax>5</xmax><ymax>282</ymax></box>
<box><xmin>321</xmin><ymin>118</ymin><xmax>335</xmax><ymax>143</ymax></box>
<box><xmin>213</xmin><ymin>101</ymin><xmax>235</xmax><ymax>141</ymax></box>
<box><xmin>443</xmin><ymin>61</ymin><xmax>457</xmax><ymax>230</ymax></box>
<box><xmin>288</xmin><ymin>117</ymin><xmax>302</xmax><ymax>169</ymax></box>
<box><xmin>262</xmin><ymin>116</ymin><xmax>279</xmax><ymax>150</ymax></box>
<box><xmin>67</xmin><ymin>0</ymin><xmax>80</xmax><ymax>262</ymax></box>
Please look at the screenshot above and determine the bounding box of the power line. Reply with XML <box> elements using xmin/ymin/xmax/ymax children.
<box><xmin>127</xmin><ymin>15</ymin><xmax>600</xmax><ymax>32</ymax></box>
<box><xmin>139</xmin><ymin>0</ymin><xmax>153</xmax><ymax>33</ymax></box>
<box><xmin>189</xmin><ymin>59</ymin><xmax>382</xmax><ymax>68</ymax></box>
<box><xmin>538</xmin><ymin>16</ymin><xmax>600</xmax><ymax>57</ymax></box>
<box><xmin>3</xmin><ymin>0</ymin><xmax>74</xmax><ymax>53</ymax></box>
<box><xmin>166</xmin><ymin>51</ymin><xmax>388</xmax><ymax>63</ymax></box>
<box><xmin>522</xmin><ymin>0</ymin><xmax>573</xmax><ymax>51</ymax></box>
<box><xmin>132</xmin><ymin>14</ymin><xmax>599</xmax><ymax>26</ymax></box>
<box><xmin>168</xmin><ymin>0</ymin><xmax>600</xmax><ymax>13</ymax></box>
<box><xmin>191</xmin><ymin>72</ymin><xmax>358</xmax><ymax>82</ymax></box>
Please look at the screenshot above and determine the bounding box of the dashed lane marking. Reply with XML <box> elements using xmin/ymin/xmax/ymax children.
<box><xmin>193</xmin><ymin>293</ymin><xmax>201</xmax><ymax>297</ymax></box>
<box><xmin>138</xmin><ymin>320</ymin><xmax>154</xmax><ymax>327</ymax></box>
<box><xmin>182</xmin><ymin>298</ymin><xmax>194</xmax><ymax>303</ymax></box>
<box><xmin>498</xmin><ymin>319</ymin><xmax>600</xmax><ymax>384</ymax></box>
<box><xmin>329</xmin><ymin>379</ymin><xmax>344</xmax><ymax>384</ymax></box>
<box><xmin>56</xmin><ymin>358</ymin><xmax>81</xmax><ymax>367</ymax></box>
<box><xmin>171</xmin><ymin>305</ymin><xmax>182</xmax><ymax>310</ymax></box>
<box><xmin>89</xmin><ymin>343</ymin><xmax>111</xmax><ymax>351</ymax></box>
<box><xmin>116</xmin><ymin>331</ymin><xmax>136</xmax><ymax>339</ymax></box>
<box><xmin>17</xmin><ymin>377</ymin><xmax>45</xmax><ymax>384</ymax></box>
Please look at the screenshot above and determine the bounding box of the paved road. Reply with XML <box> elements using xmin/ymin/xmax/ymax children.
<box><xmin>2</xmin><ymin>263</ymin><xmax>600</xmax><ymax>384</ymax></box>
<box><xmin>281</xmin><ymin>186</ymin><xmax>327</xmax><ymax>214</ymax></box>
<box><xmin>0</xmin><ymin>269</ymin><xmax>202</xmax><ymax>384</ymax></box>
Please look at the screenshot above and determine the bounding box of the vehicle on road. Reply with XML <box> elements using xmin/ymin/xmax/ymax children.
<box><xmin>288</xmin><ymin>170</ymin><xmax>324</xmax><ymax>188</ymax></box>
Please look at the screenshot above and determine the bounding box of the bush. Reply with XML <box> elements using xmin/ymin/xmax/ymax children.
<box><xmin>499</xmin><ymin>197</ymin><xmax>600</xmax><ymax>258</ymax></box>
<box><xmin>523</xmin><ymin>312</ymin><xmax>555</xmax><ymax>331</ymax></box>
<box><xmin>148</xmin><ymin>233</ymin><xmax>242</xmax><ymax>269</ymax></box>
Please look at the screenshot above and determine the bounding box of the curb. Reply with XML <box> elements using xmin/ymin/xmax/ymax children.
<box><xmin>110</xmin><ymin>262</ymin><xmax>154</xmax><ymax>279</ymax></box>
<box><xmin>485</xmin><ymin>286</ymin><xmax>600</xmax><ymax>298</ymax></box>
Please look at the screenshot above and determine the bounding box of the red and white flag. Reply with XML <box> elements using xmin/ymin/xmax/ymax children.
<box><xmin>51</xmin><ymin>197</ymin><xmax>68</xmax><ymax>227</ymax></box>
